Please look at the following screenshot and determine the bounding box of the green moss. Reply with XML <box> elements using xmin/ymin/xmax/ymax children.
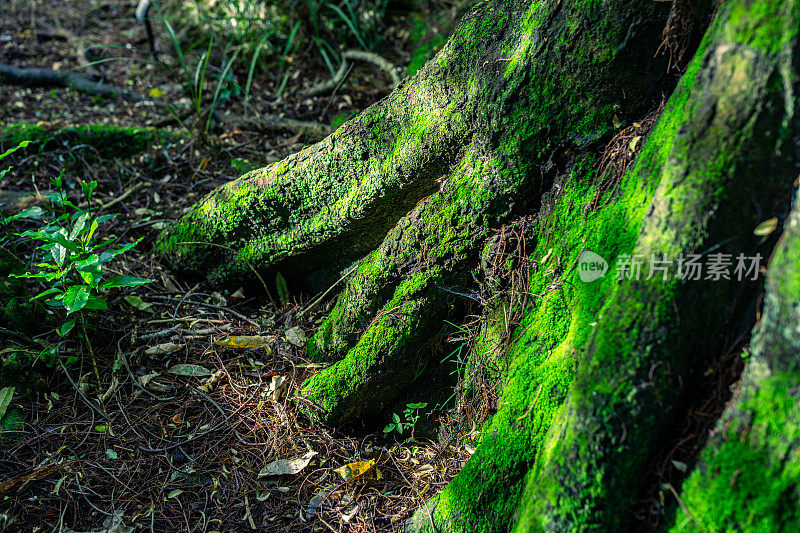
<box><xmin>0</xmin><ymin>123</ymin><xmax>181</xmax><ymax>160</ymax></box>
<box><xmin>411</xmin><ymin>0</ymin><xmax>799</xmax><ymax>528</ymax></box>
<box><xmin>671</xmin><ymin>369</ymin><xmax>800</xmax><ymax>531</ymax></box>
<box><xmin>724</xmin><ymin>0</ymin><xmax>799</xmax><ymax>55</ymax></box>
<box><xmin>301</xmin><ymin>271</ymin><xmax>436</xmax><ymax>424</ymax></box>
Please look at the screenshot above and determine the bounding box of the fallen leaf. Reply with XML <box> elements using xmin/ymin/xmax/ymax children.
<box><xmin>149</xmin><ymin>87</ymin><xmax>166</xmax><ymax>98</ymax></box>
<box><xmin>629</xmin><ymin>135</ymin><xmax>641</xmax><ymax>152</ymax></box>
<box><xmin>214</xmin><ymin>336</ymin><xmax>272</xmax><ymax>349</ymax></box>
<box><xmin>167</xmin><ymin>363</ymin><xmax>213</xmax><ymax>377</ymax></box>
<box><xmin>334</xmin><ymin>459</ymin><xmax>376</xmax><ymax>481</ymax></box>
<box><xmin>259</xmin><ymin>451</ymin><xmax>317</xmax><ymax>477</ymax></box>
<box><xmin>145</xmin><ymin>342</ymin><xmax>184</xmax><ymax>356</ymax></box>
<box><xmin>285</xmin><ymin>327</ymin><xmax>306</xmax><ymax>347</ymax></box>
<box><xmin>124</xmin><ymin>295</ymin><xmax>153</xmax><ymax>312</ymax></box>
<box><xmin>266</xmin><ymin>375</ymin><xmax>288</xmax><ymax>401</ymax></box>
<box><xmin>754</xmin><ymin>217</ymin><xmax>779</xmax><ymax>236</ymax></box>
<box><xmin>198</xmin><ymin>370</ymin><xmax>226</xmax><ymax>393</ymax></box>
<box><xmin>342</xmin><ymin>505</ymin><xmax>359</xmax><ymax>522</ymax></box>
<box><xmin>306</xmin><ymin>488</ymin><xmax>331</xmax><ymax>519</ymax></box>
<box><xmin>671</xmin><ymin>459</ymin><xmax>688</xmax><ymax>472</ymax></box>
<box><xmin>139</xmin><ymin>372</ymin><xmax>169</xmax><ymax>392</ymax></box>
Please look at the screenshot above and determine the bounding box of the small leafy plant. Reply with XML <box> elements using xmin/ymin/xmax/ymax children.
<box><xmin>7</xmin><ymin>173</ymin><xmax>152</xmax><ymax>337</ymax></box>
<box><xmin>383</xmin><ymin>402</ymin><xmax>428</xmax><ymax>437</ymax></box>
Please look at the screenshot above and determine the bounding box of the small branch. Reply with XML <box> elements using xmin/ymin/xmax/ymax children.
<box><xmin>96</xmin><ymin>181</ymin><xmax>150</xmax><ymax>212</ymax></box>
<box><xmin>0</xmin><ymin>63</ymin><xmax>142</xmax><ymax>102</ymax></box>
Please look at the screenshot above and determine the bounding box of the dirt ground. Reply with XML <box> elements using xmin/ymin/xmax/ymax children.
<box><xmin>0</xmin><ymin>1</ymin><xmax>472</xmax><ymax>531</ymax></box>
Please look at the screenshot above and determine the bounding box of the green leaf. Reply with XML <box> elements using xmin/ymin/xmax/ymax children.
<box><xmin>83</xmin><ymin>295</ymin><xmax>108</xmax><ymax>310</ymax></box>
<box><xmin>167</xmin><ymin>489</ymin><xmax>183</xmax><ymax>499</ymax></box>
<box><xmin>59</xmin><ymin>319</ymin><xmax>76</xmax><ymax>337</ymax></box>
<box><xmin>32</xmin><ymin>287</ymin><xmax>63</xmax><ymax>301</ymax></box>
<box><xmin>99</xmin><ymin>275</ymin><xmax>154</xmax><ymax>290</ymax></box>
<box><xmin>95</xmin><ymin>424</ymin><xmax>107</xmax><ymax>433</ymax></box>
<box><xmin>4</xmin><ymin>205</ymin><xmax>44</xmax><ymax>224</ymax></box>
<box><xmin>69</xmin><ymin>212</ymin><xmax>90</xmax><ymax>241</ymax></box>
<box><xmin>63</xmin><ymin>285</ymin><xmax>90</xmax><ymax>314</ymax></box>
<box><xmin>85</xmin><ymin>219</ymin><xmax>99</xmax><ymax>243</ymax></box>
<box><xmin>81</xmin><ymin>180</ymin><xmax>97</xmax><ymax>203</ymax></box>
<box><xmin>75</xmin><ymin>254</ymin><xmax>102</xmax><ymax>287</ymax></box>
<box><xmin>106</xmin><ymin>448</ymin><xmax>118</xmax><ymax>459</ymax></box>
<box><xmin>167</xmin><ymin>364</ymin><xmax>213</xmax><ymax>377</ymax></box>
<box><xmin>276</xmin><ymin>272</ymin><xmax>290</xmax><ymax>305</ymax></box>
<box><xmin>393</xmin><ymin>413</ymin><xmax>401</xmax><ymax>424</ymax></box>
<box><xmin>0</xmin><ymin>140</ymin><xmax>31</xmax><ymax>161</ymax></box>
<box><xmin>0</xmin><ymin>387</ymin><xmax>14</xmax><ymax>421</ymax></box>
<box><xmin>98</xmin><ymin>240</ymin><xmax>139</xmax><ymax>263</ymax></box>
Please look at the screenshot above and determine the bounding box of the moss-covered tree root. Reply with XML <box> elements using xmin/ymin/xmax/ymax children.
<box><xmin>156</xmin><ymin>0</ymin><xmax>800</xmax><ymax>530</ymax></box>
<box><xmin>668</xmin><ymin>187</ymin><xmax>800</xmax><ymax>532</ymax></box>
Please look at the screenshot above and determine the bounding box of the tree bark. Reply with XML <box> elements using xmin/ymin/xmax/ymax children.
<box><xmin>157</xmin><ymin>0</ymin><xmax>800</xmax><ymax>530</ymax></box>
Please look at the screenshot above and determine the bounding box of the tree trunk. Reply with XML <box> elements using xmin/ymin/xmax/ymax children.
<box><xmin>157</xmin><ymin>0</ymin><xmax>800</xmax><ymax>530</ymax></box>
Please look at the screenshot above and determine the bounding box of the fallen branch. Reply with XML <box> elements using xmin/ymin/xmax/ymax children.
<box><xmin>235</xmin><ymin>114</ymin><xmax>333</xmax><ymax>139</ymax></box>
<box><xmin>305</xmin><ymin>50</ymin><xmax>402</xmax><ymax>96</ymax></box>
<box><xmin>0</xmin><ymin>63</ymin><xmax>142</xmax><ymax>102</ymax></box>
<box><xmin>1</xmin><ymin>64</ymin><xmax>331</xmax><ymax>138</ymax></box>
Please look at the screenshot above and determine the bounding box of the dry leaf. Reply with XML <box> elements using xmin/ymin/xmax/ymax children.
<box><xmin>214</xmin><ymin>336</ymin><xmax>272</xmax><ymax>349</ymax></box>
<box><xmin>258</xmin><ymin>451</ymin><xmax>317</xmax><ymax>477</ymax></box>
<box><xmin>334</xmin><ymin>459</ymin><xmax>375</xmax><ymax>481</ymax></box>
<box><xmin>167</xmin><ymin>364</ymin><xmax>213</xmax><ymax>377</ymax></box>
<box><xmin>198</xmin><ymin>370</ymin><xmax>226</xmax><ymax>393</ymax></box>
<box><xmin>285</xmin><ymin>327</ymin><xmax>306</xmax><ymax>347</ymax></box>
<box><xmin>267</xmin><ymin>375</ymin><xmax>288</xmax><ymax>401</ymax></box>
<box><xmin>754</xmin><ymin>217</ymin><xmax>779</xmax><ymax>236</ymax></box>
<box><xmin>144</xmin><ymin>342</ymin><xmax>184</xmax><ymax>356</ymax></box>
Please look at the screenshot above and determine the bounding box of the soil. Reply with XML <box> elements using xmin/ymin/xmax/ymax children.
<box><xmin>0</xmin><ymin>1</ymin><xmax>469</xmax><ymax>531</ymax></box>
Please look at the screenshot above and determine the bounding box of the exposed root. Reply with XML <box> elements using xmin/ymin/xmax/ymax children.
<box><xmin>305</xmin><ymin>50</ymin><xmax>402</xmax><ymax>96</ymax></box>
<box><xmin>0</xmin><ymin>63</ymin><xmax>143</xmax><ymax>101</ymax></box>
<box><xmin>656</xmin><ymin>0</ymin><xmax>700</xmax><ymax>72</ymax></box>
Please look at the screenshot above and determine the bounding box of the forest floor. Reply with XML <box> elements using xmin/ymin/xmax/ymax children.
<box><xmin>0</xmin><ymin>1</ymin><xmax>473</xmax><ymax>531</ymax></box>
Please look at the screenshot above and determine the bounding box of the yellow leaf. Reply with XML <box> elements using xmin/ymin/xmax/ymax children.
<box><xmin>753</xmin><ymin>217</ymin><xmax>779</xmax><ymax>236</ymax></box>
<box><xmin>334</xmin><ymin>459</ymin><xmax>376</xmax><ymax>481</ymax></box>
<box><xmin>613</xmin><ymin>113</ymin><xmax>622</xmax><ymax>129</ymax></box>
<box><xmin>149</xmin><ymin>87</ymin><xmax>166</xmax><ymax>98</ymax></box>
<box><xmin>214</xmin><ymin>336</ymin><xmax>272</xmax><ymax>349</ymax></box>
<box><xmin>629</xmin><ymin>135</ymin><xmax>641</xmax><ymax>152</ymax></box>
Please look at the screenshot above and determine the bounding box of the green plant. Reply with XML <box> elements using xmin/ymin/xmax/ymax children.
<box><xmin>6</xmin><ymin>174</ymin><xmax>152</xmax><ymax>359</ymax></box>
<box><xmin>383</xmin><ymin>402</ymin><xmax>427</xmax><ymax>437</ymax></box>
<box><xmin>161</xmin><ymin>17</ymin><xmax>241</xmax><ymax>139</ymax></box>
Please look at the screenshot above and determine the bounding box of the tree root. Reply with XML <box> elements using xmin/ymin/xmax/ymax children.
<box><xmin>305</xmin><ymin>50</ymin><xmax>402</xmax><ymax>96</ymax></box>
<box><xmin>0</xmin><ymin>63</ymin><xmax>142</xmax><ymax>102</ymax></box>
